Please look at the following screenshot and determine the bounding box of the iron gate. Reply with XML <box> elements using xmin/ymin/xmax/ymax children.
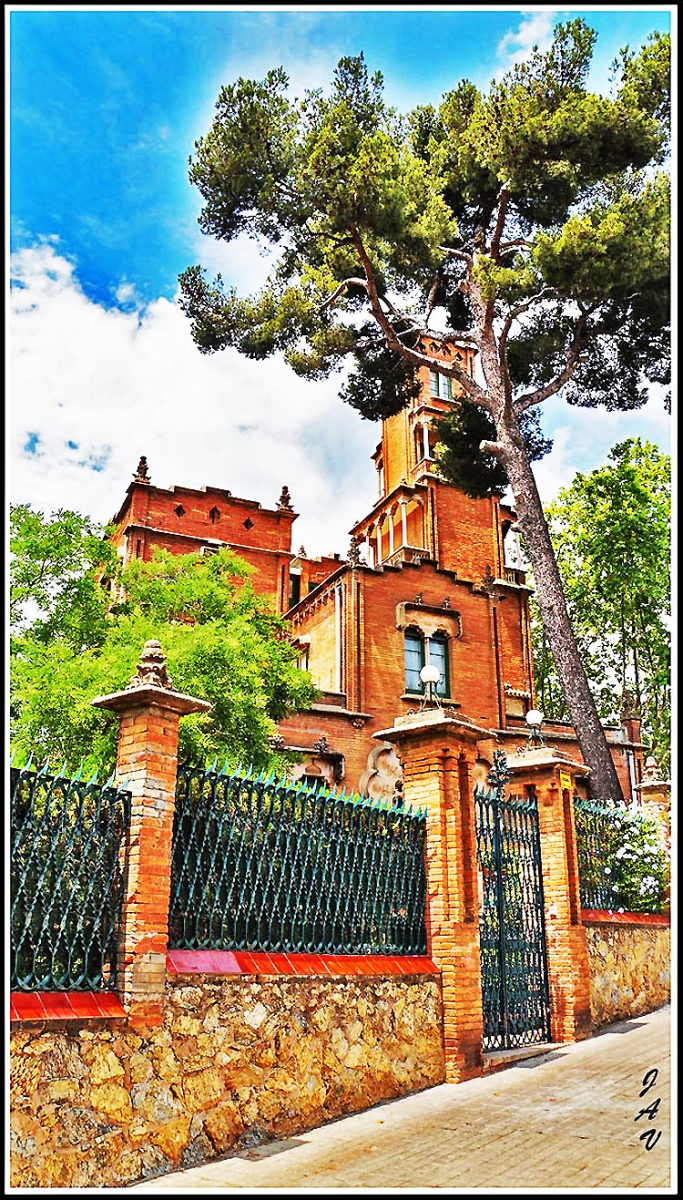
<box><xmin>474</xmin><ymin>754</ymin><xmax>550</xmax><ymax>1050</ymax></box>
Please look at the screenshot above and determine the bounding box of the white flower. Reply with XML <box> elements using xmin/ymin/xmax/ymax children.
<box><xmin>604</xmin><ymin>867</ymin><xmax>611</xmax><ymax>875</ymax></box>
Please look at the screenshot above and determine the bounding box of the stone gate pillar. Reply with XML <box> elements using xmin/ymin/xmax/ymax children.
<box><xmin>374</xmin><ymin>709</ymin><xmax>491</xmax><ymax>1082</ymax></box>
<box><xmin>92</xmin><ymin>640</ymin><xmax>211</xmax><ymax>1028</ymax></box>
<box><xmin>505</xmin><ymin>748</ymin><xmax>593</xmax><ymax>1043</ymax></box>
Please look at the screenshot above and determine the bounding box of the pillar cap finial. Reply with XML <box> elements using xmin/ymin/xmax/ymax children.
<box><xmin>91</xmin><ymin>639</ymin><xmax>212</xmax><ymax>716</ymax></box>
<box><xmin>127</xmin><ymin>639</ymin><xmax>174</xmax><ymax>691</ymax></box>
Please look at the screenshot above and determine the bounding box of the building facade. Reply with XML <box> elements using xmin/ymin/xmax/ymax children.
<box><xmin>108</xmin><ymin>343</ymin><xmax>644</xmax><ymax>802</ymax></box>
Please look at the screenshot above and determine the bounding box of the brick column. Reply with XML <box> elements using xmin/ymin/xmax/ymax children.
<box><xmin>375</xmin><ymin>709</ymin><xmax>491</xmax><ymax>1082</ymax></box>
<box><xmin>506</xmin><ymin>749</ymin><xmax>592</xmax><ymax>1043</ymax></box>
<box><xmin>92</xmin><ymin>640</ymin><xmax>211</xmax><ymax>1028</ymax></box>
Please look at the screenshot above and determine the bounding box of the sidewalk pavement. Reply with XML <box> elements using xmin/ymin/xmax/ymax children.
<box><xmin>128</xmin><ymin>1004</ymin><xmax>673</xmax><ymax>1192</ymax></box>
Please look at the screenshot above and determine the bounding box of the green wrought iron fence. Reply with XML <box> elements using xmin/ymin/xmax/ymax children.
<box><xmin>10</xmin><ymin>762</ymin><xmax>131</xmax><ymax>991</ymax></box>
<box><xmin>573</xmin><ymin>797</ymin><xmax>625</xmax><ymax>910</ymax></box>
<box><xmin>169</xmin><ymin>763</ymin><xmax>427</xmax><ymax>955</ymax></box>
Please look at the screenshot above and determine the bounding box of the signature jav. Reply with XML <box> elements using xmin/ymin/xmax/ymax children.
<box><xmin>635</xmin><ymin>1068</ymin><xmax>663</xmax><ymax>1151</ymax></box>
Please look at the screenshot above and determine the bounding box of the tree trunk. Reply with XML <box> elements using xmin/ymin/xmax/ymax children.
<box><xmin>502</xmin><ymin>442</ymin><xmax>624</xmax><ymax>803</ymax></box>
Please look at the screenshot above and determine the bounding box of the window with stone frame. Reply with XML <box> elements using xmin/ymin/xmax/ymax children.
<box><xmin>404</xmin><ymin>628</ymin><xmax>450</xmax><ymax>696</ymax></box>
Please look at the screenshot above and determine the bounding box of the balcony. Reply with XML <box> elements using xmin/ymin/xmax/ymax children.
<box><xmin>383</xmin><ymin>545</ymin><xmax>433</xmax><ymax>567</ymax></box>
<box><xmin>503</xmin><ymin>567</ymin><xmax>527</xmax><ymax>586</ymax></box>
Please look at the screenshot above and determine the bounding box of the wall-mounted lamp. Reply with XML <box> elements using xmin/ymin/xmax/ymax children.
<box><xmin>525</xmin><ymin>708</ymin><xmax>546</xmax><ymax>749</ymax></box>
<box><xmin>419</xmin><ymin>663</ymin><xmax>442</xmax><ymax>710</ymax></box>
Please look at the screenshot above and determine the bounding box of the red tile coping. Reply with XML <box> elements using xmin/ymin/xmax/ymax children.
<box><xmin>10</xmin><ymin>991</ymin><xmax>127</xmax><ymax>1024</ymax></box>
<box><xmin>581</xmin><ymin>909</ymin><xmax>670</xmax><ymax>927</ymax></box>
<box><xmin>166</xmin><ymin>949</ymin><xmax>440</xmax><ymax>977</ymax></box>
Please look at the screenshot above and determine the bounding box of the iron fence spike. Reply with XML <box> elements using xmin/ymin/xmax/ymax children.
<box><xmin>25</xmin><ymin>753</ymin><xmax>34</xmax><ymax>771</ymax></box>
<box><xmin>37</xmin><ymin>758</ymin><xmax>51</xmax><ymax>777</ymax></box>
<box><xmin>89</xmin><ymin>768</ymin><xmax>99</xmax><ymax>785</ymax></box>
<box><xmin>208</xmin><ymin>756</ymin><xmax>218</xmax><ymax>773</ymax></box>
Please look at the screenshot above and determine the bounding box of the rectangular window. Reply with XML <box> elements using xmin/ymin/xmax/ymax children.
<box><xmin>289</xmin><ymin>573</ymin><xmax>301</xmax><ymax>608</ymax></box>
<box><xmin>429</xmin><ymin>370</ymin><xmax>453</xmax><ymax>400</ymax></box>
<box><xmin>404</xmin><ymin>633</ymin><xmax>425</xmax><ymax>692</ymax></box>
<box><xmin>427</xmin><ymin>636</ymin><xmax>449</xmax><ymax>697</ymax></box>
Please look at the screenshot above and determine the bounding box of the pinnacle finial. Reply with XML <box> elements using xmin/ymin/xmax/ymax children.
<box><xmin>134</xmin><ymin>456</ymin><xmax>150</xmax><ymax>483</ymax></box>
<box><xmin>347</xmin><ymin>535</ymin><xmax>362</xmax><ymax>567</ymax></box>
<box><xmin>278</xmin><ymin>485</ymin><xmax>294</xmax><ymax>512</ymax></box>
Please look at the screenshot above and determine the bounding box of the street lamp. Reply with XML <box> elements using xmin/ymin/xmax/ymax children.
<box><xmin>419</xmin><ymin>663</ymin><xmax>442</xmax><ymax>710</ymax></box>
<box><xmin>525</xmin><ymin>708</ymin><xmax>546</xmax><ymax>749</ymax></box>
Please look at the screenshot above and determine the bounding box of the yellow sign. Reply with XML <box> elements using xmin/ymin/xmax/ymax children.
<box><xmin>559</xmin><ymin>770</ymin><xmax>572</xmax><ymax>792</ymax></box>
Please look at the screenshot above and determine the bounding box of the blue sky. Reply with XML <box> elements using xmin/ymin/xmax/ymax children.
<box><xmin>8</xmin><ymin>5</ymin><xmax>674</xmax><ymax>557</ymax></box>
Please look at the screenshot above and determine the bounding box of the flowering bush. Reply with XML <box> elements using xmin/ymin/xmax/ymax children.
<box><xmin>607</xmin><ymin>803</ymin><xmax>670</xmax><ymax>914</ymax></box>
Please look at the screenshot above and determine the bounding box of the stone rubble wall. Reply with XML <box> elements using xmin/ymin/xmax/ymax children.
<box><xmin>10</xmin><ymin>972</ymin><xmax>444</xmax><ymax>1189</ymax></box>
<box><xmin>584</xmin><ymin>922</ymin><xmax>670</xmax><ymax>1027</ymax></box>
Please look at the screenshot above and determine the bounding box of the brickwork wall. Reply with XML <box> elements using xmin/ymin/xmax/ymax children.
<box><xmin>293</xmin><ymin>584</ymin><xmax>339</xmax><ymax>693</ymax></box>
<box><xmin>382</xmin><ymin>406</ymin><xmax>413</xmax><ymax>493</ymax></box>
<box><xmin>119</xmin><ymin>485</ymin><xmax>294</xmax><ymax>556</ymax></box>
<box><xmin>584</xmin><ymin>918</ymin><xmax>671</xmax><ymax>1027</ymax></box>
<box><xmin>10</xmin><ymin>972</ymin><xmax>444</xmax><ymax>1189</ymax></box>
<box><xmin>111</xmin><ymin>483</ymin><xmax>295</xmax><ymax>613</ymax></box>
<box><xmin>432</xmin><ymin>484</ymin><xmax>501</xmax><ymax>580</ymax></box>
<box><xmin>387</xmin><ymin>719</ymin><xmax>485</xmax><ymax>1083</ymax></box>
<box><xmin>607</xmin><ymin>740</ymin><xmax>642</xmax><ymax>804</ymax></box>
<box><xmin>276</xmin><ymin>706</ymin><xmax>372</xmax><ymax>791</ymax></box>
<box><xmin>497</xmin><ymin>587</ymin><xmax>533</xmax><ymax>701</ymax></box>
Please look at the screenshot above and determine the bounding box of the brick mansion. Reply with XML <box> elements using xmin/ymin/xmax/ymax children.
<box><xmin>108</xmin><ymin>339</ymin><xmax>645</xmax><ymax>803</ymax></box>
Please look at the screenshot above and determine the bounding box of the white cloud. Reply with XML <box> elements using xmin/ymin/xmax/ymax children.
<box><xmin>532</xmin><ymin>393</ymin><xmax>672</xmax><ymax>504</ymax></box>
<box><xmin>9</xmin><ymin>240</ymin><xmax>671</xmax><ymax>565</ymax></box>
<box><xmin>496</xmin><ymin>10</ymin><xmax>557</xmax><ymax>69</ymax></box>
<box><xmin>8</xmin><ymin>241</ymin><xmax>379</xmax><ymax>559</ymax></box>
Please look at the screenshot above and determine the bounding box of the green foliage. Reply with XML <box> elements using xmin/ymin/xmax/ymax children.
<box><xmin>534</xmin><ymin>440</ymin><xmax>671</xmax><ymax>770</ymax></box>
<box><xmin>10</xmin><ymin>504</ymin><xmax>119</xmax><ymax>647</ymax></box>
<box><xmin>435</xmin><ymin>404</ymin><xmax>552</xmax><ymax>498</ymax></box>
<box><xmin>339</xmin><ymin>324</ymin><xmax>423</xmax><ymax>420</ymax></box>
<box><xmin>10</xmin><ymin>529</ymin><xmax>317</xmax><ymax>776</ymax></box>
<box><xmin>179</xmin><ymin>23</ymin><xmax>670</xmax><ymax>460</ymax></box>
